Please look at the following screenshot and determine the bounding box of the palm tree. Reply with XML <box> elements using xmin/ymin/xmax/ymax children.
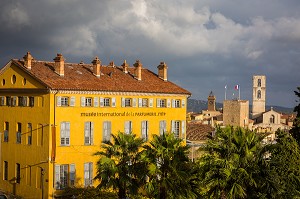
<box><xmin>94</xmin><ymin>131</ymin><xmax>147</xmax><ymax>199</ymax></box>
<box><xmin>143</xmin><ymin>133</ymin><xmax>199</xmax><ymax>199</ymax></box>
<box><xmin>198</xmin><ymin>126</ymin><xmax>274</xmax><ymax>199</ymax></box>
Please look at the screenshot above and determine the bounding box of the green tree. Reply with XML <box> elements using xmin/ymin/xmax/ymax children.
<box><xmin>198</xmin><ymin>126</ymin><xmax>279</xmax><ymax>199</ymax></box>
<box><xmin>268</xmin><ymin>129</ymin><xmax>300</xmax><ymax>198</ymax></box>
<box><xmin>290</xmin><ymin>87</ymin><xmax>300</xmax><ymax>146</ymax></box>
<box><xmin>143</xmin><ymin>133</ymin><xmax>199</xmax><ymax>199</ymax></box>
<box><xmin>94</xmin><ymin>132</ymin><xmax>147</xmax><ymax>199</ymax></box>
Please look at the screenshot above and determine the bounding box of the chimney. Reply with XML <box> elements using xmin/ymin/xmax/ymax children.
<box><xmin>23</xmin><ymin>52</ymin><xmax>33</xmax><ymax>69</ymax></box>
<box><xmin>92</xmin><ymin>56</ymin><xmax>101</xmax><ymax>77</ymax></box>
<box><xmin>134</xmin><ymin>60</ymin><xmax>142</xmax><ymax>81</ymax></box>
<box><xmin>122</xmin><ymin>60</ymin><xmax>129</xmax><ymax>73</ymax></box>
<box><xmin>157</xmin><ymin>61</ymin><xmax>168</xmax><ymax>81</ymax></box>
<box><xmin>53</xmin><ymin>53</ymin><xmax>65</xmax><ymax>76</ymax></box>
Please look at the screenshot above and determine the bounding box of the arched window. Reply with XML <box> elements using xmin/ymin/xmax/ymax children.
<box><xmin>257</xmin><ymin>90</ymin><xmax>261</xmax><ymax>99</ymax></box>
<box><xmin>258</xmin><ymin>79</ymin><xmax>261</xmax><ymax>87</ymax></box>
<box><xmin>270</xmin><ymin>115</ymin><xmax>275</xmax><ymax>123</ymax></box>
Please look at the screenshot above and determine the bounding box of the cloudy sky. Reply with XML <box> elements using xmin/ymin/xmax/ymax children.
<box><xmin>1</xmin><ymin>0</ymin><xmax>299</xmax><ymax>108</ymax></box>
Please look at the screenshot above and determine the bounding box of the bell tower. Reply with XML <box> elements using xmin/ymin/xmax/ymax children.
<box><xmin>207</xmin><ymin>91</ymin><xmax>216</xmax><ymax>111</ymax></box>
<box><xmin>252</xmin><ymin>75</ymin><xmax>266</xmax><ymax>118</ymax></box>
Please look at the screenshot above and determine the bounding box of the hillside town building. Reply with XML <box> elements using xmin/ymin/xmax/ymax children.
<box><xmin>0</xmin><ymin>52</ymin><xmax>191</xmax><ymax>198</ymax></box>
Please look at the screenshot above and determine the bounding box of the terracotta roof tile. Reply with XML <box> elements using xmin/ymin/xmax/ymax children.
<box><xmin>186</xmin><ymin>122</ymin><xmax>214</xmax><ymax>141</ymax></box>
<box><xmin>12</xmin><ymin>60</ymin><xmax>191</xmax><ymax>95</ymax></box>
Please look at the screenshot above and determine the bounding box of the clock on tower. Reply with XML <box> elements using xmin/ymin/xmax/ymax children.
<box><xmin>207</xmin><ymin>91</ymin><xmax>216</xmax><ymax>111</ymax></box>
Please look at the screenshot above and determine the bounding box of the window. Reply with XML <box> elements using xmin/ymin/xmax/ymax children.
<box><xmin>29</xmin><ymin>97</ymin><xmax>34</xmax><ymax>107</ymax></box>
<box><xmin>257</xmin><ymin>90</ymin><xmax>261</xmax><ymax>99</ymax></box>
<box><xmin>100</xmin><ymin>97</ymin><xmax>116</xmax><ymax>107</ymax></box>
<box><xmin>16</xmin><ymin>163</ymin><xmax>20</xmax><ymax>183</ymax></box>
<box><xmin>85</xmin><ymin>98</ymin><xmax>92</xmax><ymax>107</ymax></box>
<box><xmin>270</xmin><ymin>115</ymin><xmax>275</xmax><ymax>124</ymax></box>
<box><xmin>70</xmin><ymin>164</ymin><xmax>76</xmax><ymax>186</ymax></box>
<box><xmin>28</xmin><ymin>123</ymin><xmax>32</xmax><ymax>145</ymax></box>
<box><xmin>11</xmin><ymin>96</ymin><xmax>17</xmax><ymax>106</ymax></box>
<box><xmin>4</xmin><ymin>161</ymin><xmax>8</xmax><ymax>180</ymax></box>
<box><xmin>157</xmin><ymin>99</ymin><xmax>166</xmax><ymax>108</ymax></box>
<box><xmin>141</xmin><ymin>121</ymin><xmax>149</xmax><ymax>141</ymax></box>
<box><xmin>172</xmin><ymin>121</ymin><xmax>180</xmax><ymax>138</ymax></box>
<box><xmin>55</xmin><ymin>164</ymin><xmax>68</xmax><ymax>189</ymax></box>
<box><xmin>124</xmin><ymin>121</ymin><xmax>132</xmax><ymax>134</ymax></box>
<box><xmin>122</xmin><ymin>98</ymin><xmax>132</xmax><ymax>107</ymax></box>
<box><xmin>84</xmin><ymin>162</ymin><xmax>93</xmax><ymax>187</ymax></box>
<box><xmin>84</xmin><ymin>122</ymin><xmax>94</xmax><ymax>145</ymax></box>
<box><xmin>61</xmin><ymin>97</ymin><xmax>69</xmax><ymax>106</ymax></box>
<box><xmin>159</xmin><ymin>120</ymin><xmax>166</xmax><ymax>135</ymax></box>
<box><xmin>60</xmin><ymin>122</ymin><xmax>70</xmax><ymax>146</ymax></box>
<box><xmin>16</xmin><ymin>123</ymin><xmax>22</xmax><ymax>144</ymax></box>
<box><xmin>6</xmin><ymin>96</ymin><xmax>11</xmax><ymax>106</ymax></box>
<box><xmin>258</xmin><ymin>79</ymin><xmax>261</xmax><ymax>87</ymax></box>
<box><xmin>4</xmin><ymin>122</ymin><xmax>9</xmax><ymax>142</ymax></box>
<box><xmin>0</xmin><ymin>96</ymin><xmax>5</xmax><ymax>106</ymax></box>
<box><xmin>18</xmin><ymin>96</ymin><xmax>27</xmax><ymax>107</ymax></box>
<box><xmin>138</xmin><ymin>98</ymin><xmax>148</xmax><ymax>107</ymax></box>
<box><xmin>103</xmin><ymin>121</ymin><xmax>111</xmax><ymax>142</ymax></box>
<box><xmin>173</xmin><ymin>99</ymin><xmax>181</xmax><ymax>108</ymax></box>
<box><xmin>171</xmin><ymin>120</ymin><xmax>185</xmax><ymax>139</ymax></box>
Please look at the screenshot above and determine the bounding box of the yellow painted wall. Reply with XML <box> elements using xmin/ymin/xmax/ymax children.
<box><xmin>1</xmin><ymin>62</ymin><xmax>188</xmax><ymax>198</ymax></box>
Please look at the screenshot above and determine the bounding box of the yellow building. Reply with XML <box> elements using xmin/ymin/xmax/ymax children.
<box><xmin>0</xmin><ymin>52</ymin><xmax>191</xmax><ymax>198</ymax></box>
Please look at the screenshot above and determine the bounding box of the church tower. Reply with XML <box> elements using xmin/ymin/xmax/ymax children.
<box><xmin>207</xmin><ymin>91</ymin><xmax>216</xmax><ymax>111</ymax></box>
<box><xmin>252</xmin><ymin>75</ymin><xmax>266</xmax><ymax>118</ymax></box>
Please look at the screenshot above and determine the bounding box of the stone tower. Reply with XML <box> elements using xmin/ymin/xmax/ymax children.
<box><xmin>252</xmin><ymin>75</ymin><xmax>266</xmax><ymax>118</ymax></box>
<box><xmin>207</xmin><ymin>91</ymin><xmax>216</xmax><ymax>111</ymax></box>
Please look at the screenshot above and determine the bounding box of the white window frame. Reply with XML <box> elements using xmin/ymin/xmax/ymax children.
<box><xmin>29</xmin><ymin>96</ymin><xmax>34</xmax><ymax>107</ymax></box>
<box><xmin>85</xmin><ymin>97</ymin><xmax>93</xmax><ymax>107</ymax></box>
<box><xmin>84</xmin><ymin>122</ymin><xmax>94</xmax><ymax>145</ymax></box>
<box><xmin>55</xmin><ymin>164</ymin><xmax>69</xmax><ymax>189</ymax></box>
<box><xmin>60</xmin><ymin>122</ymin><xmax>70</xmax><ymax>146</ymax></box>
<box><xmin>70</xmin><ymin>164</ymin><xmax>76</xmax><ymax>186</ymax></box>
<box><xmin>173</xmin><ymin>99</ymin><xmax>181</xmax><ymax>108</ymax></box>
<box><xmin>157</xmin><ymin>99</ymin><xmax>166</xmax><ymax>108</ymax></box>
<box><xmin>171</xmin><ymin>120</ymin><xmax>180</xmax><ymax>138</ymax></box>
<box><xmin>103</xmin><ymin>121</ymin><xmax>111</xmax><ymax>142</ymax></box>
<box><xmin>103</xmin><ymin>98</ymin><xmax>110</xmax><ymax>107</ymax></box>
<box><xmin>159</xmin><ymin>120</ymin><xmax>167</xmax><ymax>135</ymax></box>
<box><xmin>125</xmin><ymin>98</ymin><xmax>132</xmax><ymax>107</ymax></box>
<box><xmin>124</xmin><ymin>121</ymin><xmax>132</xmax><ymax>134</ymax></box>
<box><xmin>141</xmin><ymin>121</ymin><xmax>149</xmax><ymax>141</ymax></box>
<box><xmin>84</xmin><ymin>162</ymin><xmax>93</xmax><ymax>187</ymax></box>
<box><xmin>16</xmin><ymin>123</ymin><xmax>22</xmax><ymax>144</ymax></box>
<box><xmin>0</xmin><ymin>96</ymin><xmax>5</xmax><ymax>106</ymax></box>
<box><xmin>61</xmin><ymin>97</ymin><xmax>69</xmax><ymax>106</ymax></box>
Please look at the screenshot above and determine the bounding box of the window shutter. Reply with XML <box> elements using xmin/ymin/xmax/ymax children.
<box><xmin>55</xmin><ymin>165</ymin><xmax>60</xmax><ymax>189</ymax></box>
<box><xmin>94</xmin><ymin>97</ymin><xmax>99</xmax><ymax>107</ymax></box>
<box><xmin>57</xmin><ymin>96</ymin><xmax>61</xmax><ymax>107</ymax></box>
<box><xmin>66</xmin><ymin>122</ymin><xmax>70</xmax><ymax>145</ymax></box>
<box><xmin>70</xmin><ymin>164</ymin><xmax>75</xmax><ymax>185</ymax></box>
<box><xmin>167</xmin><ymin>99</ymin><xmax>171</xmax><ymax>108</ymax></box>
<box><xmin>84</xmin><ymin>163</ymin><xmax>89</xmax><ymax>186</ymax></box>
<box><xmin>182</xmin><ymin>99</ymin><xmax>185</xmax><ymax>107</ymax></box>
<box><xmin>84</xmin><ymin>122</ymin><xmax>90</xmax><ymax>145</ymax></box>
<box><xmin>141</xmin><ymin>121</ymin><xmax>146</xmax><ymax>139</ymax></box>
<box><xmin>112</xmin><ymin>98</ymin><xmax>116</xmax><ymax>107</ymax></box>
<box><xmin>149</xmin><ymin>98</ymin><xmax>153</xmax><ymax>107</ymax></box>
<box><xmin>133</xmin><ymin>98</ymin><xmax>137</xmax><ymax>107</ymax></box>
<box><xmin>121</xmin><ymin>98</ymin><xmax>125</xmax><ymax>107</ymax></box>
<box><xmin>60</xmin><ymin>122</ymin><xmax>65</xmax><ymax>145</ymax></box>
<box><xmin>23</xmin><ymin>96</ymin><xmax>28</xmax><ymax>106</ymax></box>
<box><xmin>100</xmin><ymin>97</ymin><xmax>104</xmax><ymax>107</ymax></box>
<box><xmin>91</xmin><ymin>122</ymin><xmax>94</xmax><ymax>145</ymax></box>
<box><xmin>157</xmin><ymin>99</ymin><xmax>160</xmax><ymax>108</ymax></box>
<box><xmin>181</xmin><ymin>120</ymin><xmax>185</xmax><ymax>139</ymax></box>
<box><xmin>70</xmin><ymin>96</ymin><xmax>75</xmax><ymax>107</ymax></box>
<box><xmin>89</xmin><ymin>163</ymin><xmax>93</xmax><ymax>185</ymax></box>
<box><xmin>172</xmin><ymin>99</ymin><xmax>175</xmax><ymax>108</ymax></box>
<box><xmin>108</xmin><ymin>122</ymin><xmax>111</xmax><ymax>140</ymax></box>
<box><xmin>171</xmin><ymin>120</ymin><xmax>175</xmax><ymax>134</ymax></box>
<box><xmin>138</xmin><ymin>98</ymin><xmax>142</xmax><ymax>107</ymax></box>
<box><xmin>81</xmin><ymin>97</ymin><xmax>85</xmax><ymax>107</ymax></box>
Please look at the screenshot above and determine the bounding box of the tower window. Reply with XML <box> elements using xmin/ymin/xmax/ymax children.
<box><xmin>258</xmin><ymin>79</ymin><xmax>261</xmax><ymax>87</ymax></box>
<box><xmin>270</xmin><ymin>115</ymin><xmax>275</xmax><ymax>123</ymax></box>
<box><xmin>257</xmin><ymin>90</ymin><xmax>261</xmax><ymax>99</ymax></box>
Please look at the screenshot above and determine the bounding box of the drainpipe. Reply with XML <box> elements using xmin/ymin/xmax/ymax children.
<box><xmin>52</xmin><ymin>90</ymin><xmax>59</xmax><ymax>199</ymax></box>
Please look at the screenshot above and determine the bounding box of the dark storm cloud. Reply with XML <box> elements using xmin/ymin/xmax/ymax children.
<box><xmin>0</xmin><ymin>0</ymin><xmax>299</xmax><ymax>107</ymax></box>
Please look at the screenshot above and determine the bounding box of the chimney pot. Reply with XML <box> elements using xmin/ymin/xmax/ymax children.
<box><xmin>92</xmin><ymin>56</ymin><xmax>101</xmax><ymax>77</ymax></box>
<box><xmin>23</xmin><ymin>52</ymin><xmax>33</xmax><ymax>69</ymax></box>
<box><xmin>134</xmin><ymin>60</ymin><xmax>142</xmax><ymax>81</ymax></box>
<box><xmin>122</xmin><ymin>60</ymin><xmax>129</xmax><ymax>73</ymax></box>
<box><xmin>157</xmin><ymin>61</ymin><xmax>168</xmax><ymax>81</ymax></box>
<box><xmin>53</xmin><ymin>53</ymin><xmax>65</xmax><ymax>76</ymax></box>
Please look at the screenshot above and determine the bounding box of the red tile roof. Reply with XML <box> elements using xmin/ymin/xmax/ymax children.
<box><xmin>10</xmin><ymin>59</ymin><xmax>191</xmax><ymax>95</ymax></box>
<box><xmin>186</xmin><ymin>122</ymin><xmax>214</xmax><ymax>141</ymax></box>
